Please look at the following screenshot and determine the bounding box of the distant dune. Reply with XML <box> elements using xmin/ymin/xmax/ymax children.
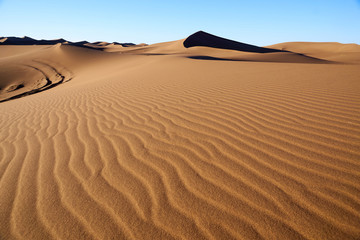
<box><xmin>268</xmin><ymin>42</ymin><xmax>360</xmax><ymax>63</ymax></box>
<box><xmin>0</xmin><ymin>32</ymin><xmax>360</xmax><ymax>240</ymax></box>
<box><xmin>0</xmin><ymin>36</ymin><xmax>143</xmax><ymax>50</ymax></box>
<box><xmin>0</xmin><ymin>36</ymin><xmax>67</xmax><ymax>45</ymax></box>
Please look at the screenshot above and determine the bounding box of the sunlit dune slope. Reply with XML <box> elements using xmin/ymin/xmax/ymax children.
<box><xmin>269</xmin><ymin>42</ymin><xmax>360</xmax><ymax>63</ymax></box>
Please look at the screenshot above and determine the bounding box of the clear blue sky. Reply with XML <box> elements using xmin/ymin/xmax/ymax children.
<box><xmin>1</xmin><ymin>0</ymin><xmax>359</xmax><ymax>46</ymax></box>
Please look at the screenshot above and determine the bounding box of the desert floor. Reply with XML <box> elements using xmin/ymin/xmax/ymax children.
<box><xmin>1</xmin><ymin>32</ymin><xmax>360</xmax><ymax>239</ymax></box>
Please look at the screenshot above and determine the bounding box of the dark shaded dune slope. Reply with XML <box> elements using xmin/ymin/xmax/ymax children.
<box><xmin>183</xmin><ymin>31</ymin><xmax>335</xmax><ymax>64</ymax></box>
<box><xmin>183</xmin><ymin>31</ymin><xmax>283</xmax><ymax>53</ymax></box>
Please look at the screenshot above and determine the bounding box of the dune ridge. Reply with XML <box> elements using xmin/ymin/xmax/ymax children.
<box><xmin>0</xmin><ymin>32</ymin><xmax>360</xmax><ymax>239</ymax></box>
<box><xmin>0</xmin><ymin>36</ymin><xmax>145</xmax><ymax>52</ymax></box>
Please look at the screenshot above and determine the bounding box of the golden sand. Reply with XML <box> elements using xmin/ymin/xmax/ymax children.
<box><xmin>1</xmin><ymin>32</ymin><xmax>359</xmax><ymax>239</ymax></box>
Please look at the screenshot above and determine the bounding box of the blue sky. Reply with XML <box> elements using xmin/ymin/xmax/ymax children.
<box><xmin>0</xmin><ymin>0</ymin><xmax>359</xmax><ymax>45</ymax></box>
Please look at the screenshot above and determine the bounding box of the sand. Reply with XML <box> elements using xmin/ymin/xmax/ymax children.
<box><xmin>0</xmin><ymin>32</ymin><xmax>360</xmax><ymax>240</ymax></box>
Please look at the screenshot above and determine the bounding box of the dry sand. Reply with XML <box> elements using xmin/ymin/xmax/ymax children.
<box><xmin>0</xmin><ymin>31</ymin><xmax>360</xmax><ymax>240</ymax></box>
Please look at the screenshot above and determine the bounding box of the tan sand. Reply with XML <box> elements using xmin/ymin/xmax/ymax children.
<box><xmin>0</xmin><ymin>32</ymin><xmax>360</xmax><ymax>239</ymax></box>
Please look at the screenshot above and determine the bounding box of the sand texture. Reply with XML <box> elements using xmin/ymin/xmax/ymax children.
<box><xmin>1</xmin><ymin>32</ymin><xmax>360</xmax><ymax>239</ymax></box>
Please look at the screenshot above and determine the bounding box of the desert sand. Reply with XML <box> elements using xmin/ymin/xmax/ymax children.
<box><xmin>0</xmin><ymin>31</ymin><xmax>359</xmax><ymax>240</ymax></box>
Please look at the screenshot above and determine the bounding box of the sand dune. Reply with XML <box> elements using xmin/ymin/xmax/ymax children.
<box><xmin>0</xmin><ymin>36</ymin><xmax>67</xmax><ymax>45</ymax></box>
<box><xmin>0</xmin><ymin>36</ymin><xmax>145</xmax><ymax>53</ymax></box>
<box><xmin>123</xmin><ymin>32</ymin><xmax>333</xmax><ymax>64</ymax></box>
<box><xmin>269</xmin><ymin>42</ymin><xmax>360</xmax><ymax>63</ymax></box>
<box><xmin>0</xmin><ymin>32</ymin><xmax>360</xmax><ymax>239</ymax></box>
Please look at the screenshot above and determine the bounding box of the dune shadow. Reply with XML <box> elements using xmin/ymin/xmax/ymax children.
<box><xmin>184</xmin><ymin>31</ymin><xmax>284</xmax><ymax>53</ymax></box>
<box><xmin>188</xmin><ymin>56</ymin><xmax>239</xmax><ymax>61</ymax></box>
<box><xmin>133</xmin><ymin>53</ymin><xmax>169</xmax><ymax>56</ymax></box>
<box><xmin>186</xmin><ymin>55</ymin><xmax>334</xmax><ymax>64</ymax></box>
<box><xmin>183</xmin><ymin>31</ymin><xmax>339</xmax><ymax>64</ymax></box>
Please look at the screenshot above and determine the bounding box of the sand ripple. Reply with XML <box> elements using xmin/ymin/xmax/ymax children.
<box><xmin>0</xmin><ymin>42</ymin><xmax>360</xmax><ymax>239</ymax></box>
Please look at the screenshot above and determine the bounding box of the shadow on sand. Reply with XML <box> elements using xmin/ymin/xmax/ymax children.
<box><xmin>183</xmin><ymin>31</ymin><xmax>284</xmax><ymax>53</ymax></box>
